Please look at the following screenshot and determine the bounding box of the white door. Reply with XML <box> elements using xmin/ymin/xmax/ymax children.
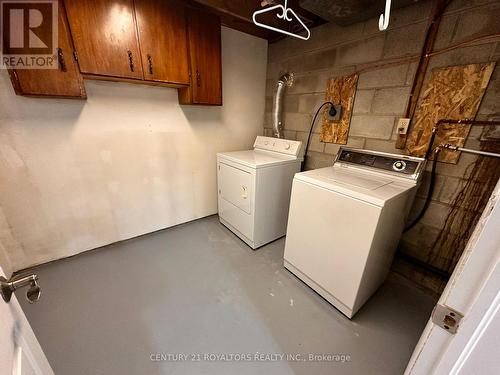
<box><xmin>405</xmin><ymin>179</ymin><xmax>500</xmax><ymax>374</ymax></box>
<box><xmin>0</xmin><ymin>265</ymin><xmax>54</xmax><ymax>375</ymax></box>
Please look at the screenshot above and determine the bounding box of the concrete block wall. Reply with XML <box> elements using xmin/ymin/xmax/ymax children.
<box><xmin>264</xmin><ymin>0</ymin><xmax>500</xmax><ymax>295</ymax></box>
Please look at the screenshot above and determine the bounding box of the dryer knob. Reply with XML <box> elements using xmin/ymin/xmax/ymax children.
<box><xmin>284</xmin><ymin>143</ymin><xmax>291</xmax><ymax>150</ymax></box>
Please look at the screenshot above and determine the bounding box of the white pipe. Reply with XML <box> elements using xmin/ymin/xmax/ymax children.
<box><xmin>442</xmin><ymin>144</ymin><xmax>500</xmax><ymax>158</ymax></box>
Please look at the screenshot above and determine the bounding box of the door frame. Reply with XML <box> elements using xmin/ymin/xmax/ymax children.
<box><xmin>405</xmin><ymin>179</ymin><xmax>500</xmax><ymax>374</ymax></box>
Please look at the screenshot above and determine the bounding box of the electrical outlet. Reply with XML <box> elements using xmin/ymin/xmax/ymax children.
<box><xmin>327</xmin><ymin>104</ymin><xmax>342</xmax><ymax>122</ymax></box>
<box><xmin>397</xmin><ymin>118</ymin><xmax>410</xmax><ymax>135</ymax></box>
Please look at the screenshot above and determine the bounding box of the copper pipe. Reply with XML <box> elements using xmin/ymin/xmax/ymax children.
<box><xmin>405</xmin><ymin>0</ymin><xmax>453</xmax><ymax>119</ymax></box>
<box><xmin>396</xmin><ymin>0</ymin><xmax>453</xmax><ymax>149</ymax></box>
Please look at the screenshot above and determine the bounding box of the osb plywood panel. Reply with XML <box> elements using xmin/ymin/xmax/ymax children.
<box><xmin>406</xmin><ymin>63</ymin><xmax>495</xmax><ymax>163</ymax></box>
<box><xmin>320</xmin><ymin>73</ymin><xmax>358</xmax><ymax>144</ymax></box>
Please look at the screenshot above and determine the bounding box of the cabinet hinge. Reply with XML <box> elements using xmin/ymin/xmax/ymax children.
<box><xmin>73</xmin><ymin>50</ymin><xmax>79</xmax><ymax>62</ymax></box>
<box><xmin>431</xmin><ymin>303</ymin><xmax>463</xmax><ymax>334</ymax></box>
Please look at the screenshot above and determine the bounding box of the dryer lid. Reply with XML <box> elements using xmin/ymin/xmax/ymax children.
<box><xmin>217</xmin><ymin>150</ymin><xmax>301</xmax><ymax>169</ymax></box>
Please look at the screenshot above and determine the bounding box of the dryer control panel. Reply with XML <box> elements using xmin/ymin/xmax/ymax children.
<box><xmin>254</xmin><ymin>136</ymin><xmax>304</xmax><ymax>158</ymax></box>
<box><xmin>336</xmin><ymin>148</ymin><xmax>425</xmax><ymax>181</ymax></box>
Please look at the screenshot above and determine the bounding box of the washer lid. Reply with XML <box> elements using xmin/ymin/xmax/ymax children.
<box><xmin>321</xmin><ymin>169</ymin><xmax>392</xmax><ymax>190</ymax></box>
<box><xmin>294</xmin><ymin>166</ymin><xmax>416</xmax><ymax>206</ymax></box>
<box><xmin>217</xmin><ymin>150</ymin><xmax>301</xmax><ymax>169</ymax></box>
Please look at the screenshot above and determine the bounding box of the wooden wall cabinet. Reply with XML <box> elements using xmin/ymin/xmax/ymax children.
<box><xmin>64</xmin><ymin>0</ymin><xmax>143</xmax><ymax>80</ymax></box>
<box><xmin>6</xmin><ymin>1</ymin><xmax>222</xmax><ymax>102</ymax></box>
<box><xmin>134</xmin><ymin>0</ymin><xmax>189</xmax><ymax>85</ymax></box>
<box><xmin>178</xmin><ymin>8</ymin><xmax>222</xmax><ymax>106</ymax></box>
<box><xmin>64</xmin><ymin>0</ymin><xmax>189</xmax><ymax>86</ymax></box>
<box><xmin>8</xmin><ymin>1</ymin><xmax>86</xmax><ymax>98</ymax></box>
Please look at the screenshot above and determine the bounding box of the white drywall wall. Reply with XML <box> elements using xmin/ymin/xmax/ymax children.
<box><xmin>0</xmin><ymin>27</ymin><xmax>268</xmax><ymax>271</ymax></box>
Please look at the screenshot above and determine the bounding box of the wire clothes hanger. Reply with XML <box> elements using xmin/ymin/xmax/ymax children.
<box><xmin>252</xmin><ymin>0</ymin><xmax>311</xmax><ymax>40</ymax></box>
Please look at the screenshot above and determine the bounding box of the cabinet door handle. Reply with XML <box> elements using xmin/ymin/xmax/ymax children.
<box><xmin>127</xmin><ymin>50</ymin><xmax>135</xmax><ymax>72</ymax></box>
<box><xmin>147</xmin><ymin>54</ymin><xmax>153</xmax><ymax>75</ymax></box>
<box><xmin>196</xmin><ymin>69</ymin><xmax>201</xmax><ymax>87</ymax></box>
<box><xmin>57</xmin><ymin>48</ymin><xmax>67</xmax><ymax>72</ymax></box>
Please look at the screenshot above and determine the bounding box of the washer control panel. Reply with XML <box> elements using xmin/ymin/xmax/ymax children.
<box><xmin>337</xmin><ymin>148</ymin><xmax>425</xmax><ymax>180</ymax></box>
<box><xmin>254</xmin><ymin>136</ymin><xmax>303</xmax><ymax>158</ymax></box>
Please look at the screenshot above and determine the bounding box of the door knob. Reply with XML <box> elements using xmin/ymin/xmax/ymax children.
<box><xmin>0</xmin><ymin>274</ymin><xmax>41</xmax><ymax>304</ymax></box>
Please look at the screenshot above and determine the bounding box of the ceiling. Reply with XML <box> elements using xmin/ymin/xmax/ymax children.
<box><xmin>299</xmin><ymin>0</ymin><xmax>424</xmax><ymax>26</ymax></box>
<box><xmin>188</xmin><ymin>0</ymin><xmax>327</xmax><ymax>42</ymax></box>
<box><xmin>189</xmin><ymin>0</ymin><xmax>426</xmax><ymax>42</ymax></box>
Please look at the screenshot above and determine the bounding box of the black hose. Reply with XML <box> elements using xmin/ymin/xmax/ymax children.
<box><xmin>404</xmin><ymin>153</ymin><xmax>439</xmax><ymax>232</ymax></box>
<box><xmin>302</xmin><ymin>101</ymin><xmax>334</xmax><ymax>171</ymax></box>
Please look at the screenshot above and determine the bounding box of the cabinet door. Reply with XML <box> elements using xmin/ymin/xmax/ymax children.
<box><xmin>134</xmin><ymin>0</ymin><xmax>189</xmax><ymax>85</ymax></box>
<box><xmin>8</xmin><ymin>1</ymin><xmax>86</xmax><ymax>98</ymax></box>
<box><xmin>64</xmin><ymin>0</ymin><xmax>143</xmax><ymax>79</ymax></box>
<box><xmin>179</xmin><ymin>8</ymin><xmax>222</xmax><ymax>105</ymax></box>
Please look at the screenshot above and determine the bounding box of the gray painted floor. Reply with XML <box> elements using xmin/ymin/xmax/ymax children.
<box><xmin>18</xmin><ymin>216</ymin><xmax>436</xmax><ymax>375</ymax></box>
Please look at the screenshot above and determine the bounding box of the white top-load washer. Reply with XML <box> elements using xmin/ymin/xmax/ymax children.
<box><xmin>284</xmin><ymin>147</ymin><xmax>426</xmax><ymax>318</ymax></box>
<box><xmin>217</xmin><ymin>136</ymin><xmax>303</xmax><ymax>249</ymax></box>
